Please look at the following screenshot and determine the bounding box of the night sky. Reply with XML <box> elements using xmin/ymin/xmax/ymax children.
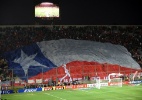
<box><xmin>0</xmin><ymin>0</ymin><xmax>141</xmax><ymax>25</ymax></box>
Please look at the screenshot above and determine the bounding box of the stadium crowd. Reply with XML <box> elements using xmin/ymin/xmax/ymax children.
<box><xmin>0</xmin><ymin>25</ymin><xmax>142</xmax><ymax>81</ymax></box>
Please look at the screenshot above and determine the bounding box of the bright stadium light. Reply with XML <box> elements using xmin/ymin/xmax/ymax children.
<box><xmin>40</xmin><ymin>2</ymin><xmax>53</xmax><ymax>6</ymax></box>
<box><xmin>35</xmin><ymin>2</ymin><xmax>60</xmax><ymax>18</ymax></box>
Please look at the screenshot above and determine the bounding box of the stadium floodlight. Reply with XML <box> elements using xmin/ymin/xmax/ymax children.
<box><xmin>40</xmin><ymin>2</ymin><xmax>53</xmax><ymax>5</ymax></box>
<box><xmin>35</xmin><ymin>2</ymin><xmax>60</xmax><ymax>18</ymax></box>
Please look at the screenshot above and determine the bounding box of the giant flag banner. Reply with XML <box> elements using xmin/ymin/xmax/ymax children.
<box><xmin>2</xmin><ymin>39</ymin><xmax>141</xmax><ymax>81</ymax></box>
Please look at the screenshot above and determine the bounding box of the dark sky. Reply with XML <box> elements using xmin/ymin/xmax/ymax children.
<box><xmin>0</xmin><ymin>0</ymin><xmax>142</xmax><ymax>25</ymax></box>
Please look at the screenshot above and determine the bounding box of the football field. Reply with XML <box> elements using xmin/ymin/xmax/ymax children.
<box><xmin>1</xmin><ymin>85</ymin><xmax>142</xmax><ymax>100</ymax></box>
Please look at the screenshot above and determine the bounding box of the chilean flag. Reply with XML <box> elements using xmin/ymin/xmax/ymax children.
<box><xmin>2</xmin><ymin>39</ymin><xmax>141</xmax><ymax>81</ymax></box>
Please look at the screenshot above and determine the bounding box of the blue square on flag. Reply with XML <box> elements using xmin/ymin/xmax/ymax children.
<box><xmin>3</xmin><ymin>43</ymin><xmax>56</xmax><ymax>80</ymax></box>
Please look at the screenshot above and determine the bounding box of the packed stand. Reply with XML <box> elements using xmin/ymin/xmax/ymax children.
<box><xmin>0</xmin><ymin>58</ymin><xmax>11</xmax><ymax>81</ymax></box>
<box><xmin>0</xmin><ymin>26</ymin><xmax>142</xmax><ymax>81</ymax></box>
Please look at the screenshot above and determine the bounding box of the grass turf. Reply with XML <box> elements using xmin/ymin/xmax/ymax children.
<box><xmin>1</xmin><ymin>85</ymin><xmax>142</xmax><ymax>100</ymax></box>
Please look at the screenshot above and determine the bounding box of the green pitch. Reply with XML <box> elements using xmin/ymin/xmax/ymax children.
<box><xmin>2</xmin><ymin>85</ymin><xmax>142</xmax><ymax>100</ymax></box>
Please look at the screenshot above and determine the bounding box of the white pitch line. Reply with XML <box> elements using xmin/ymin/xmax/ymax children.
<box><xmin>27</xmin><ymin>93</ymin><xmax>34</xmax><ymax>95</ymax></box>
<box><xmin>79</xmin><ymin>89</ymin><xmax>93</xmax><ymax>94</ymax></box>
<box><xmin>1</xmin><ymin>98</ymin><xmax>11</xmax><ymax>99</ymax></box>
<box><xmin>126</xmin><ymin>98</ymin><xmax>134</xmax><ymax>100</ymax></box>
<box><xmin>13</xmin><ymin>94</ymin><xmax>23</xmax><ymax>96</ymax></box>
<box><xmin>13</xmin><ymin>93</ymin><xmax>34</xmax><ymax>96</ymax></box>
<box><xmin>78</xmin><ymin>89</ymin><xmax>114</xmax><ymax>94</ymax></box>
<box><xmin>45</xmin><ymin>93</ymin><xmax>66</xmax><ymax>100</ymax></box>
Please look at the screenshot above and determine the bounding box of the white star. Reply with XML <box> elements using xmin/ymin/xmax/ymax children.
<box><xmin>13</xmin><ymin>50</ymin><xmax>47</xmax><ymax>76</ymax></box>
